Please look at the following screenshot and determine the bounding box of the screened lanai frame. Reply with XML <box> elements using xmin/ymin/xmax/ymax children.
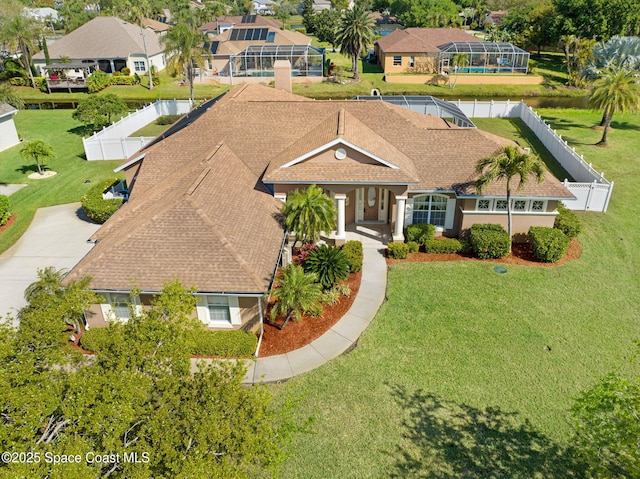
<box><xmin>229</xmin><ymin>45</ymin><xmax>325</xmax><ymax>78</ymax></box>
<box><xmin>437</xmin><ymin>42</ymin><xmax>529</xmax><ymax>74</ymax></box>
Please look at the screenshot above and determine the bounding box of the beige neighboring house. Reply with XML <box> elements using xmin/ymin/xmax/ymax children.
<box><xmin>64</xmin><ymin>83</ymin><xmax>572</xmax><ymax>332</ymax></box>
<box><xmin>33</xmin><ymin>16</ymin><xmax>165</xmax><ymax>78</ymax></box>
<box><xmin>142</xmin><ymin>17</ymin><xmax>171</xmax><ymax>36</ymax></box>
<box><xmin>0</xmin><ymin>104</ymin><xmax>20</xmax><ymax>153</ymax></box>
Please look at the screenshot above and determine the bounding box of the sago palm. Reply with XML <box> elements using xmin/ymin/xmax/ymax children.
<box><xmin>270</xmin><ymin>264</ymin><xmax>323</xmax><ymax>330</ymax></box>
<box><xmin>475</xmin><ymin>145</ymin><xmax>546</xmax><ymax>250</ymax></box>
<box><xmin>282</xmin><ymin>185</ymin><xmax>337</xmax><ymax>245</ymax></box>
<box><xmin>336</xmin><ymin>5</ymin><xmax>374</xmax><ymax>81</ymax></box>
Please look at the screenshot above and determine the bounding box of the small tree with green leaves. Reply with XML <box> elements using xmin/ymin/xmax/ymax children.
<box><xmin>20</xmin><ymin>140</ymin><xmax>55</xmax><ymax>175</ymax></box>
<box><xmin>282</xmin><ymin>184</ymin><xmax>337</xmax><ymax>246</ymax></box>
<box><xmin>270</xmin><ymin>264</ymin><xmax>323</xmax><ymax>330</ymax></box>
<box><xmin>73</xmin><ymin>93</ymin><xmax>128</xmax><ymax>131</ymax></box>
<box><xmin>449</xmin><ymin>53</ymin><xmax>469</xmax><ymax>89</ymax></box>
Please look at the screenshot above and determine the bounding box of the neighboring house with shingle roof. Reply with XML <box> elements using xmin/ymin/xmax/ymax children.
<box><xmin>142</xmin><ymin>17</ymin><xmax>171</xmax><ymax>36</ymax></box>
<box><xmin>33</xmin><ymin>16</ymin><xmax>165</xmax><ymax>76</ymax></box>
<box><xmin>0</xmin><ymin>104</ymin><xmax>20</xmax><ymax>153</ymax></box>
<box><xmin>65</xmin><ymin>83</ymin><xmax>572</xmax><ymax>332</ymax></box>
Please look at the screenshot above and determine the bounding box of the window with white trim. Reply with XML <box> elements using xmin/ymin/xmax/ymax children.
<box><xmin>477</xmin><ymin>199</ymin><xmax>491</xmax><ymax>211</ymax></box>
<box><xmin>412</xmin><ymin>194</ymin><xmax>448</xmax><ymax>227</ymax></box>
<box><xmin>409</xmin><ymin>56</ymin><xmax>415</xmax><ymax>68</ymax></box>
<box><xmin>475</xmin><ymin>198</ymin><xmax>547</xmax><ymax>213</ymax></box>
<box><xmin>207</xmin><ymin>296</ymin><xmax>231</xmax><ymax>323</ymax></box>
<box><xmin>134</xmin><ymin>61</ymin><xmax>145</xmax><ymax>72</ymax></box>
<box><xmin>197</xmin><ymin>295</ymin><xmax>241</xmax><ymax>328</ymax></box>
<box><xmin>495</xmin><ymin>199</ymin><xmax>508</xmax><ymax>211</ymax></box>
<box><xmin>531</xmin><ymin>200</ymin><xmax>545</xmax><ymax>212</ymax></box>
<box><xmin>513</xmin><ymin>199</ymin><xmax>528</xmax><ymax>211</ymax></box>
<box><xmin>393</xmin><ymin>55</ymin><xmax>402</xmax><ymax>66</ymax></box>
<box><xmin>101</xmin><ymin>293</ymin><xmax>138</xmax><ymax>322</ymax></box>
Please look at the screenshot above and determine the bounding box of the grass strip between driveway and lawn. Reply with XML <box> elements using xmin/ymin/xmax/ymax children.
<box><xmin>273</xmin><ymin>110</ymin><xmax>639</xmax><ymax>478</ymax></box>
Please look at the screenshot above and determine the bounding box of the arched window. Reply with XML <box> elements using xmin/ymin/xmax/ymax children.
<box><xmin>412</xmin><ymin>194</ymin><xmax>448</xmax><ymax>227</ymax></box>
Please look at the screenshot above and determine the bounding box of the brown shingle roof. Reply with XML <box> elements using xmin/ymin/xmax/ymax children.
<box><xmin>375</xmin><ymin>28</ymin><xmax>478</xmax><ymax>54</ymax></box>
<box><xmin>142</xmin><ymin>17</ymin><xmax>170</xmax><ymax>32</ymax></box>
<box><xmin>33</xmin><ymin>16</ymin><xmax>164</xmax><ymax>61</ymax></box>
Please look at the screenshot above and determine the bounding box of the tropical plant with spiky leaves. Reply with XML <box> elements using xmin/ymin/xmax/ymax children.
<box><xmin>282</xmin><ymin>185</ymin><xmax>337</xmax><ymax>246</ymax></box>
<box><xmin>270</xmin><ymin>264</ymin><xmax>323</xmax><ymax>330</ymax></box>
<box><xmin>304</xmin><ymin>244</ymin><xmax>350</xmax><ymax>290</ymax></box>
<box><xmin>475</xmin><ymin>145</ymin><xmax>546</xmax><ymax>251</ymax></box>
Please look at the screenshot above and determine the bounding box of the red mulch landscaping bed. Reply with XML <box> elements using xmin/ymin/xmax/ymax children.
<box><xmin>259</xmin><ymin>270</ymin><xmax>362</xmax><ymax>357</ymax></box>
<box><xmin>0</xmin><ymin>215</ymin><xmax>16</xmax><ymax>234</ymax></box>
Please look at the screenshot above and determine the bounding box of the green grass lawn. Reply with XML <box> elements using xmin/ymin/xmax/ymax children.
<box><xmin>273</xmin><ymin>110</ymin><xmax>639</xmax><ymax>478</ymax></box>
<box><xmin>0</xmin><ymin>110</ymin><xmax>121</xmax><ymax>254</ymax></box>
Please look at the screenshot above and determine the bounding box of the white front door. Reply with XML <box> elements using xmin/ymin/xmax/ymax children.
<box><xmin>356</xmin><ymin>188</ymin><xmax>388</xmax><ymax>223</ymax></box>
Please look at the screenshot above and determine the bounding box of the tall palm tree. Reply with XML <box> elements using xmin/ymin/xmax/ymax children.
<box><xmin>270</xmin><ymin>264</ymin><xmax>323</xmax><ymax>330</ymax></box>
<box><xmin>162</xmin><ymin>22</ymin><xmax>207</xmax><ymax>101</ymax></box>
<box><xmin>282</xmin><ymin>184</ymin><xmax>337</xmax><ymax>246</ymax></box>
<box><xmin>122</xmin><ymin>0</ymin><xmax>156</xmax><ymax>91</ymax></box>
<box><xmin>588</xmin><ymin>64</ymin><xmax>640</xmax><ymax>147</ymax></box>
<box><xmin>20</xmin><ymin>140</ymin><xmax>56</xmax><ymax>175</ymax></box>
<box><xmin>449</xmin><ymin>53</ymin><xmax>469</xmax><ymax>89</ymax></box>
<box><xmin>336</xmin><ymin>5</ymin><xmax>374</xmax><ymax>81</ymax></box>
<box><xmin>475</xmin><ymin>145</ymin><xmax>546</xmax><ymax>250</ymax></box>
<box><xmin>1</xmin><ymin>15</ymin><xmax>41</xmax><ymax>89</ymax></box>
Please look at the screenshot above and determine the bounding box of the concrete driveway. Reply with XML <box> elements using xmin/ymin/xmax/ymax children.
<box><xmin>0</xmin><ymin>203</ymin><xmax>100</xmax><ymax>322</ymax></box>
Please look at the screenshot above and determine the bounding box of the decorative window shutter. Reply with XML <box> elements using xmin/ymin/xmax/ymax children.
<box><xmin>404</xmin><ymin>198</ymin><xmax>414</xmax><ymax>226</ymax></box>
<box><xmin>195</xmin><ymin>296</ymin><xmax>209</xmax><ymax>324</ymax></box>
<box><xmin>228</xmin><ymin>296</ymin><xmax>241</xmax><ymax>325</ymax></box>
<box><xmin>100</xmin><ymin>303</ymin><xmax>114</xmax><ymax>322</ymax></box>
<box><xmin>444</xmin><ymin>198</ymin><xmax>456</xmax><ymax>229</ymax></box>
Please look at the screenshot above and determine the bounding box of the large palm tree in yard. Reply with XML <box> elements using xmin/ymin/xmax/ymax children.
<box><xmin>282</xmin><ymin>184</ymin><xmax>337</xmax><ymax>246</ymax></box>
<box><xmin>1</xmin><ymin>14</ymin><xmax>41</xmax><ymax>89</ymax></box>
<box><xmin>475</xmin><ymin>145</ymin><xmax>546</xmax><ymax>250</ymax></box>
<box><xmin>336</xmin><ymin>5</ymin><xmax>374</xmax><ymax>81</ymax></box>
<box><xmin>588</xmin><ymin>64</ymin><xmax>640</xmax><ymax>147</ymax></box>
<box><xmin>20</xmin><ymin>140</ymin><xmax>55</xmax><ymax>175</ymax></box>
<box><xmin>162</xmin><ymin>22</ymin><xmax>207</xmax><ymax>101</ymax></box>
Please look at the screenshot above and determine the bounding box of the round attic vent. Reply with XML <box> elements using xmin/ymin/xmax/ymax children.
<box><xmin>335</xmin><ymin>148</ymin><xmax>347</xmax><ymax>160</ymax></box>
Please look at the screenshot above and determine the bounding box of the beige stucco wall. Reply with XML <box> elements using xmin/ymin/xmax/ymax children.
<box><xmin>385</xmin><ymin>73</ymin><xmax>544</xmax><ymax>84</ymax></box>
<box><xmin>379</xmin><ymin>52</ymin><xmax>438</xmax><ymax>74</ymax></box>
<box><xmin>458</xmin><ymin>198</ymin><xmax>560</xmax><ymax>235</ymax></box>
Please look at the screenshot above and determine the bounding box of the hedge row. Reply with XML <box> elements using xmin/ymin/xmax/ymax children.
<box><xmin>0</xmin><ymin>195</ymin><xmax>10</xmax><ymax>226</ymax></box>
<box><xmin>81</xmin><ymin>327</ymin><xmax>257</xmax><ymax>357</ymax></box>
<box><xmin>423</xmin><ymin>238</ymin><xmax>463</xmax><ymax>254</ymax></box>
<box><xmin>387</xmin><ymin>242</ymin><xmax>409</xmax><ymax>259</ymax></box>
<box><xmin>470</xmin><ymin>224</ymin><xmax>510</xmax><ymax>259</ymax></box>
<box><xmin>341</xmin><ymin>240</ymin><xmax>363</xmax><ymax>273</ymax></box>
<box><xmin>406</xmin><ymin>223</ymin><xmax>435</xmax><ymax>244</ymax></box>
<box><xmin>81</xmin><ymin>178</ymin><xmax>124</xmax><ymax>224</ymax></box>
<box><xmin>529</xmin><ymin>226</ymin><xmax>569</xmax><ymax>262</ymax></box>
<box><xmin>554</xmin><ymin>204</ymin><xmax>582</xmax><ymax>239</ymax></box>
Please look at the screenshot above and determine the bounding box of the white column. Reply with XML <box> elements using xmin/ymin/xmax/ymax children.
<box><xmin>394</xmin><ymin>196</ymin><xmax>407</xmax><ymax>241</ymax></box>
<box><xmin>335</xmin><ymin>194</ymin><xmax>346</xmax><ymax>239</ymax></box>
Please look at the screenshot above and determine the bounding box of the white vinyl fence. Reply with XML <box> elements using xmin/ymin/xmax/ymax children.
<box><xmin>453</xmin><ymin>100</ymin><xmax>613</xmax><ymax>212</ymax></box>
<box><xmin>83</xmin><ymin>100</ymin><xmax>193</xmax><ymax>161</ymax></box>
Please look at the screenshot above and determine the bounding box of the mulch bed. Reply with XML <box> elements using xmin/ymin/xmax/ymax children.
<box><xmin>386</xmin><ymin>238</ymin><xmax>581</xmax><ymax>267</ymax></box>
<box><xmin>0</xmin><ymin>215</ymin><xmax>16</xmax><ymax>234</ymax></box>
<box><xmin>259</xmin><ymin>270</ymin><xmax>362</xmax><ymax>357</ymax></box>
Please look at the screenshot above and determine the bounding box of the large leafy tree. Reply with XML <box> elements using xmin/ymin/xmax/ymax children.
<box><xmin>475</xmin><ymin>145</ymin><xmax>546</xmax><ymax>249</ymax></box>
<box><xmin>587</xmin><ymin>64</ymin><xmax>640</xmax><ymax>147</ymax></box>
<box><xmin>0</xmin><ymin>277</ymin><xmax>305</xmax><ymax>477</ymax></box>
<box><xmin>270</xmin><ymin>264</ymin><xmax>323</xmax><ymax>329</ymax></box>
<box><xmin>162</xmin><ymin>21</ymin><xmax>207</xmax><ymax>102</ymax></box>
<box><xmin>282</xmin><ymin>184</ymin><xmax>337</xmax><ymax>245</ymax></box>
<box><xmin>389</xmin><ymin>0</ymin><xmax>461</xmax><ymax>28</ymax></box>
<box><xmin>315</xmin><ymin>9</ymin><xmax>341</xmax><ymax>50</ymax></box>
<box><xmin>73</xmin><ymin>93</ymin><xmax>128</xmax><ymax>131</ymax></box>
<box><xmin>20</xmin><ymin>140</ymin><xmax>56</xmax><ymax>175</ymax></box>
<box><xmin>336</xmin><ymin>5</ymin><xmax>375</xmax><ymax>81</ymax></box>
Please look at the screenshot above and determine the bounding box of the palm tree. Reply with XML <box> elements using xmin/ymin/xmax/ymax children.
<box><xmin>449</xmin><ymin>53</ymin><xmax>469</xmax><ymax>89</ymax></box>
<box><xmin>24</xmin><ymin>267</ymin><xmax>67</xmax><ymax>302</ymax></box>
<box><xmin>20</xmin><ymin>140</ymin><xmax>56</xmax><ymax>175</ymax></box>
<box><xmin>270</xmin><ymin>264</ymin><xmax>323</xmax><ymax>330</ymax></box>
<box><xmin>123</xmin><ymin>0</ymin><xmax>156</xmax><ymax>91</ymax></box>
<box><xmin>162</xmin><ymin>22</ymin><xmax>207</xmax><ymax>102</ymax></box>
<box><xmin>336</xmin><ymin>5</ymin><xmax>374</xmax><ymax>81</ymax></box>
<box><xmin>588</xmin><ymin>64</ymin><xmax>640</xmax><ymax>147</ymax></box>
<box><xmin>282</xmin><ymin>184</ymin><xmax>337</xmax><ymax>246</ymax></box>
<box><xmin>475</xmin><ymin>145</ymin><xmax>546</xmax><ymax>250</ymax></box>
<box><xmin>1</xmin><ymin>15</ymin><xmax>41</xmax><ymax>89</ymax></box>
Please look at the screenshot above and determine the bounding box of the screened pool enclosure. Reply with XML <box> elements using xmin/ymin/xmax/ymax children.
<box><xmin>229</xmin><ymin>45</ymin><xmax>324</xmax><ymax>78</ymax></box>
<box><xmin>438</xmin><ymin>42</ymin><xmax>530</xmax><ymax>74</ymax></box>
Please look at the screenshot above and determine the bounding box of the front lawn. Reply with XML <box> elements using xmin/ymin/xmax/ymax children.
<box><xmin>0</xmin><ymin>110</ymin><xmax>121</xmax><ymax>254</ymax></box>
<box><xmin>274</xmin><ymin>110</ymin><xmax>639</xmax><ymax>478</ymax></box>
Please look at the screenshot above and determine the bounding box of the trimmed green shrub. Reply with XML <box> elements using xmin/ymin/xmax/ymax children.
<box><xmin>121</xmin><ymin>67</ymin><xmax>131</xmax><ymax>75</ymax></box>
<box><xmin>470</xmin><ymin>223</ymin><xmax>510</xmax><ymax>259</ymax></box>
<box><xmin>156</xmin><ymin>114</ymin><xmax>183</xmax><ymax>125</ymax></box>
<box><xmin>387</xmin><ymin>242</ymin><xmax>409</xmax><ymax>259</ymax></box>
<box><xmin>86</xmin><ymin>70</ymin><xmax>110</xmax><ymax>92</ymax></box>
<box><xmin>554</xmin><ymin>204</ymin><xmax>582</xmax><ymax>239</ymax></box>
<box><xmin>341</xmin><ymin>240</ymin><xmax>363</xmax><ymax>273</ymax></box>
<box><xmin>9</xmin><ymin>77</ymin><xmax>26</xmax><ymax>86</ymax></box>
<box><xmin>79</xmin><ymin>327</ymin><xmax>114</xmax><ymax>352</ymax></box>
<box><xmin>424</xmin><ymin>238</ymin><xmax>463</xmax><ymax>254</ymax></box>
<box><xmin>304</xmin><ymin>244</ymin><xmax>350</xmax><ymax>289</ymax></box>
<box><xmin>189</xmin><ymin>329</ymin><xmax>257</xmax><ymax>357</ymax></box>
<box><xmin>81</xmin><ymin>178</ymin><xmax>124</xmax><ymax>224</ymax></box>
<box><xmin>0</xmin><ymin>195</ymin><xmax>10</xmax><ymax>226</ymax></box>
<box><xmin>529</xmin><ymin>226</ymin><xmax>569</xmax><ymax>263</ymax></box>
<box><xmin>407</xmin><ymin>241</ymin><xmax>420</xmax><ymax>253</ymax></box>
<box><xmin>108</xmin><ymin>75</ymin><xmax>137</xmax><ymax>86</ymax></box>
<box><xmin>406</xmin><ymin>223</ymin><xmax>435</xmax><ymax>243</ymax></box>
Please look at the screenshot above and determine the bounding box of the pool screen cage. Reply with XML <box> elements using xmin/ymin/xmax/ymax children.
<box><xmin>229</xmin><ymin>45</ymin><xmax>325</xmax><ymax>77</ymax></box>
<box><xmin>437</xmin><ymin>42</ymin><xmax>529</xmax><ymax>74</ymax></box>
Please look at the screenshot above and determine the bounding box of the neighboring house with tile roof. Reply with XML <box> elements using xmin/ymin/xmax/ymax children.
<box><xmin>198</xmin><ymin>15</ymin><xmax>322</xmax><ymax>81</ymax></box>
<box><xmin>374</xmin><ymin>28</ymin><xmax>529</xmax><ymax>75</ymax></box>
<box><xmin>65</xmin><ymin>83</ymin><xmax>573</xmax><ymax>331</ymax></box>
<box><xmin>33</xmin><ymin>16</ymin><xmax>165</xmax><ymax>77</ymax></box>
<box><xmin>0</xmin><ymin>104</ymin><xmax>20</xmax><ymax>153</ymax></box>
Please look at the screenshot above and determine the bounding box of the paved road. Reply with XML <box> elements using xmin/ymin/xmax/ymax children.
<box><xmin>0</xmin><ymin>204</ymin><xmax>100</xmax><ymax>322</ymax></box>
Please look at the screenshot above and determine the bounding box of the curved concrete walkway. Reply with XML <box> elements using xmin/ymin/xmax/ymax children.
<box><xmin>0</xmin><ymin>203</ymin><xmax>100</xmax><ymax>323</ymax></box>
